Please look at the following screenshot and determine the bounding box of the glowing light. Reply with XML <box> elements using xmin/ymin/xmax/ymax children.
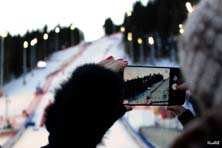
<box><xmin>179</xmin><ymin>24</ymin><xmax>183</xmax><ymax>29</ymax></box>
<box><xmin>23</xmin><ymin>41</ymin><xmax>28</xmax><ymax>48</ymax></box>
<box><xmin>0</xmin><ymin>31</ymin><xmax>8</xmax><ymax>38</ymax></box>
<box><xmin>43</xmin><ymin>33</ymin><xmax>48</xmax><ymax>40</ymax></box>
<box><xmin>127</xmin><ymin>32</ymin><xmax>133</xmax><ymax>41</ymax></box>
<box><xmin>128</xmin><ymin>36</ymin><xmax>132</xmax><ymax>41</ymax></box>
<box><xmin>37</xmin><ymin>61</ymin><xmax>47</xmax><ymax>68</ymax></box>
<box><xmin>186</xmin><ymin>2</ymin><xmax>193</xmax><ymax>13</ymax></box>
<box><xmin>30</xmin><ymin>38</ymin><xmax>38</xmax><ymax>46</ymax></box>
<box><xmin>180</xmin><ymin>28</ymin><xmax>184</xmax><ymax>34</ymax></box>
<box><xmin>126</xmin><ymin>11</ymin><xmax>132</xmax><ymax>17</ymax></box>
<box><xmin>120</xmin><ymin>26</ymin><xmax>125</xmax><ymax>32</ymax></box>
<box><xmin>148</xmin><ymin>37</ymin><xmax>154</xmax><ymax>45</ymax></box>
<box><xmin>70</xmin><ymin>24</ymin><xmax>75</xmax><ymax>30</ymax></box>
<box><xmin>137</xmin><ymin>38</ymin><xmax>143</xmax><ymax>44</ymax></box>
<box><xmin>55</xmin><ymin>27</ymin><xmax>60</xmax><ymax>33</ymax></box>
<box><xmin>128</xmin><ymin>32</ymin><xmax>132</xmax><ymax>37</ymax></box>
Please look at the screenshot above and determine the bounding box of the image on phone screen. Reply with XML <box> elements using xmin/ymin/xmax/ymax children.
<box><xmin>124</xmin><ymin>66</ymin><xmax>173</xmax><ymax>105</ymax></box>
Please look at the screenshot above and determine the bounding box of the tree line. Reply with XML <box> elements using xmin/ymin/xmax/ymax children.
<box><xmin>0</xmin><ymin>25</ymin><xmax>84</xmax><ymax>85</ymax></box>
<box><xmin>124</xmin><ymin>73</ymin><xmax>164</xmax><ymax>100</ymax></box>
<box><xmin>104</xmin><ymin>0</ymin><xmax>199</xmax><ymax>63</ymax></box>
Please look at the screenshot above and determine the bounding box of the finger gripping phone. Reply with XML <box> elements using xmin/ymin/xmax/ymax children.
<box><xmin>123</xmin><ymin>65</ymin><xmax>185</xmax><ymax>106</ymax></box>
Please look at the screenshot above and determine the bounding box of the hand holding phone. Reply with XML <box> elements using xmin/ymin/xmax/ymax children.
<box><xmin>123</xmin><ymin>66</ymin><xmax>185</xmax><ymax>106</ymax></box>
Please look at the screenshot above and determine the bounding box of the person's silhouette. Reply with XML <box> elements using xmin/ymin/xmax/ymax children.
<box><xmin>42</xmin><ymin>57</ymin><xmax>131</xmax><ymax>148</ymax></box>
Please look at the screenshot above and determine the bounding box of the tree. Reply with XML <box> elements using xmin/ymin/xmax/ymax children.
<box><xmin>104</xmin><ymin>18</ymin><xmax>114</xmax><ymax>35</ymax></box>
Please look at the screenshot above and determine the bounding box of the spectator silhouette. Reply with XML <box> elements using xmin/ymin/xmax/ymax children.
<box><xmin>42</xmin><ymin>57</ymin><xmax>130</xmax><ymax>148</ymax></box>
<box><xmin>170</xmin><ymin>0</ymin><xmax>222</xmax><ymax>147</ymax></box>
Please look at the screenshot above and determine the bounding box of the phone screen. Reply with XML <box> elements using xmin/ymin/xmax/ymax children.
<box><xmin>123</xmin><ymin>66</ymin><xmax>185</xmax><ymax>106</ymax></box>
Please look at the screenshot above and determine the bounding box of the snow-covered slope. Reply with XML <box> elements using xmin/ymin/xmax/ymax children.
<box><xmin>1</xmin><ymin>33</ymin><xmax>180</xmax><ymax>148</ymax></box>
<box><xmin>1</xmin><ymin>33</ymin><xmax>142</xmax><ymax>148</ymax></box>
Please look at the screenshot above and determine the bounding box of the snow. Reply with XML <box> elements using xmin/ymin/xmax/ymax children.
<box><xmin>125</xmin><ymin>109</ymin><xmax>155</xmax><ymax>131</ymax></box>
<box><xmin>0</xmin><ymin>45</ymin><xmax>81</xmax><ymax>118</ymax></box>
<box><xmin>12</xmin><ymin>127</ymin><xmax>49</xmax><ymax>148</ymax></box>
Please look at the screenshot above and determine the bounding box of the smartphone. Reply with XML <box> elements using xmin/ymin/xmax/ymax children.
<box><xmin>123</xmin><ymin>65</ymin><xmax>185</xmax><ymax>106</ymax></box>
